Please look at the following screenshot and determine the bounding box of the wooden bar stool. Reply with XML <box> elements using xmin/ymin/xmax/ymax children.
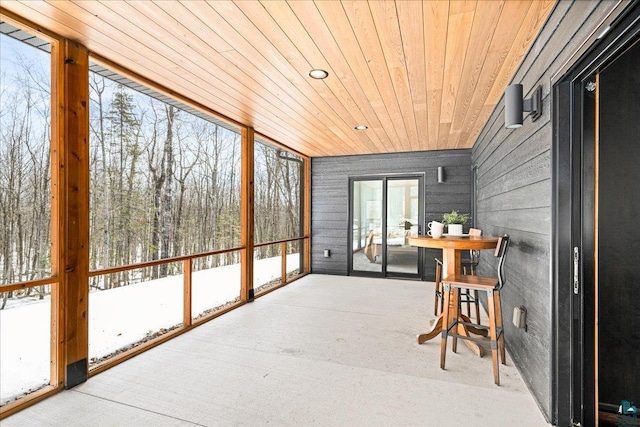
<box><xmin>439</xmin><ymin>234</ymin><xmax>510</xmax><ymax>385</ymax></box>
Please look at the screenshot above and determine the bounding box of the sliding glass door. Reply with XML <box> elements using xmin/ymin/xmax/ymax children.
<box><xmin>349</xmin><ymin>175</ymin><xmax>423</xmax><ymax>278</ymax></box>
<box><xmin>351</xmin><ymin>180</ymin><xmax>383</xmax><ymax>273</ymax></box>
<box><xmin>386</xmin><ymin>179</ymin><xmax>421</xmax><ymax>275</ymax></box>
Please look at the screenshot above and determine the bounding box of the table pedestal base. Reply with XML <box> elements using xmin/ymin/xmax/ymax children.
<box><xmin>417</xmin><ymin>314</ymin><xmax>488</xmax><ymax>357</ymax></box>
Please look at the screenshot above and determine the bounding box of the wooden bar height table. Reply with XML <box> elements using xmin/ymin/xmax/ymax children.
<box><xmin>407</xmin><ymin>235</ymin><xmax>500</xmax><ymax>357</ymax></box>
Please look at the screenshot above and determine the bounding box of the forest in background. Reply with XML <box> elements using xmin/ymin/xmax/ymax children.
<box><xmin>0</xmin><ymin>37</ymin><xmax>302</xmax><ymax>307</ymax></box>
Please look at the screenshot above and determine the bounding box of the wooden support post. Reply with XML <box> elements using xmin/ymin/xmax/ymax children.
<box><xmin>303</xmin><ymin>157</ymin><xmax>311</xmax><ymax>273</ymax></box>
<box><xmin>183</xmin><ymin>259</ymin><xmax>192</xmax><ymax>326</ymax></box>
<box><xmin>281</xmin><ymin>241</ymin><xmax>287</xmax><ymax>285</ymax></box>
<box><xmin>49</xmin><ymin>34</ymin><xmax>64</xmax><ymax>390</ymax></box>
<box><xmin>61</xmin><ymin>40</ymin><xmax>90</xmax><ymax>389</ymax></box>
<box><xmin>241</xmin><ymin>127</ymin><xmax>255</xmax><ymax>302</ymax></box>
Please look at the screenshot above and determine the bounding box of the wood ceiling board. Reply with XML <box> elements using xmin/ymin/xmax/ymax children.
<box><xmin>486</xmin><ymin>0</ymin><xmax>556</xmax><ymax>103</ymax></box>
<box><xmin>453</xmin><ymin>1</ymin><xmax>532</xmax><ymax>149</ymax></box>
<box><xmin>395</xmin><ymin>0</ymin><xmax>429</xmax><ymax>152</ymax></box>
<box><xmin>447</xmin><ymin>1</ymin><xmax>504</xmax><ymax>148</ymax></box>
<box><xmin>369</xmin><ymin>0</ymin><xmax>420</xmax><ymax>151</ymax></box>
<box><xmin>314</xmin><ymin>0</ymin><xmax>405</xmax><ymax>153</ymax></box>
<box><xmin>0</xmin><ymin>0</ymin><xmax>555</xmax><ymax>157</ymax></box>
<box><xmin>439</xmin><ymin>1</ymin><xmax>475</xmax><ymax>130</ymax></box>
<box><xmin>166</xmin><ymin>6</ymin><xmax>235</xmax><ymax>56</ymax></box>
<box><xmin>1</xmin><ymin>1</ymin><xmax>91</xmax><ymax>47</ymax></box>
<box><xmin>438</xmin><ymin>122</ymin><xmax>452</xmax><ymax>152</ymax></box>
<box><xmin>423</xmin><ymin>1</ymin><xmax>449</xmax><ymax>151</ymax></box>
<box><xmin>342</xmin><ymin>0</ymin><xmax>411</xmax><ymax>151</ymax></box>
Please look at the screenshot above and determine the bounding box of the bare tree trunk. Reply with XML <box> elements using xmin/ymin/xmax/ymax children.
<box><xmin>160</xmin><ymin>105</ymin><xmax>176</xmax><ymax>276</ymax></box>
<box><xmin>147</xmin><ymin>105</ymin><xmax>164</xmax><ymax>280</ymax></box>
<box><xmin>173</xmin><ymin>135</ymin><xmax>196</xmax><ymax>258</ymax></box>
<box><xmin>90</xmin><ymin>73</ymin><xmax>109</xmax><ymax>280</ymax></box>
<box><xmin>124</xmin><ymin>128</ymin><xmax>141</xmax><ymax>267</ymax></box>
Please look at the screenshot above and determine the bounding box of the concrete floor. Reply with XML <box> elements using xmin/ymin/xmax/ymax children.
<box><xmin>3</xmin><ymin>275</ymin><xmax>550</xmax><ymax>427</ymax></box>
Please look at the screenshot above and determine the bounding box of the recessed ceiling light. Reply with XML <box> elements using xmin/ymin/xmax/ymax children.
<box><xmin>355</xmin><ymin>125</ymin><xmax>368</xmax><ymax>130</ymax></box>
<box><xmin>308</xmin><ymin>69</ymin><xmax>329</xmax><ymax>79</ymax></box>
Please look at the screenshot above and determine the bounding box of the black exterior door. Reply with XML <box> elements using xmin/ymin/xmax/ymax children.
<box><xmin>595</xmin><ymin>39</ymin><xmax>640</xmax><ymax>417</ymax></box>
<box><xmin>552</xmin><ymin>6</ymin><xmax>640</xmax><ymax>425</ymax></box>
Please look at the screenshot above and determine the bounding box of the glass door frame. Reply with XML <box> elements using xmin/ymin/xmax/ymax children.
<box><xmin>347</xmin><ymin>174</ymin><xmax>424</xmax><ymax>279</ymax></box>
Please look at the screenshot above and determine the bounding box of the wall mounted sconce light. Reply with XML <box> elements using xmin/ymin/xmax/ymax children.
<box><xmin>437</xmin><ymin>166</ymin><xmax>445</xmax><ymax>183</ymax></box>
<box><xmin>505</xmin><ymin>84</ymin><xmax>542</xmax><ymax>128</ymax></box>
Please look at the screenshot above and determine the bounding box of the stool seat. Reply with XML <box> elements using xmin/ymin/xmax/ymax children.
<box><xmin>441</xmin><ymin>274</ymin><xmax>498</xmax><ymax>289</ymax></box>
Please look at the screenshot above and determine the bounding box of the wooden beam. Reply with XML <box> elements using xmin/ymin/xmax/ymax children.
<box><xmin>303</xmin><ymin>157</ymin><xmax>311</xmax><ymax>273</ymax></box>
<box><xmin>241</xmin><ymin>127</ymin><xmax>255</xmax><ymax>302</ymax></box>
<box><xmin>0</xmin><ymin>386</ymin><xmax>59</xmax><ymax>419</ymax></box>
<box><xmin>50</xmin><ymin>32</ymin><xmax>64</xmax><ymax>393</ymax></box>
<box><xmin>61</xmin><ymin>39</ymin><xmax>90</xmax><ymax>389</ymax></box>
<box><xmin>0</xmin><ymin>277</ymin><xmax>58</xmax><ymax>294</ymax></box>
<box><xmin>183</xmin><ymin>259</ymin><xmax>192</xmax><ymax>327</ymax></box>
<box><xmin>281</xmin><ymin>241</ymin><xmax>287</xmax><ymax>285</ymax></box>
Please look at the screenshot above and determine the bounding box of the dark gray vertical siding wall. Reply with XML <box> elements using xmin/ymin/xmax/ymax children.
<box><xmin>311</xmin><ymin>150</ymin><xmax>471</xmax><ymax>279</ymax></box>
<box><xmin>470</xmin><ymin>1</ymin><xmax>621</xmax><ymax>421</ymax></box>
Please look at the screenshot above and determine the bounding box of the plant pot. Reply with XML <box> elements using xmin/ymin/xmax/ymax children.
<box><xmin>447</xmin><ymin>224</ymin><xmax>463</xmax><ymax>236</ymax></box>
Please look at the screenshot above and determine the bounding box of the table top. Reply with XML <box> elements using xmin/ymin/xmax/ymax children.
<box><xmin>407</xmin><ymin>235</ymin><xmax>499</xmax><ymax>250</ymax></box>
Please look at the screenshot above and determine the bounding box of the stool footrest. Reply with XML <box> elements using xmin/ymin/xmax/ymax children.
<box><xmin>457</xmin><ymin>320</ymin><xmax>491</xmax><ymax>331</ymax></box>
<box><xmin>441</xmin><ymin>331</ymin><xmax>489</xmax><ymax>347</ymax></box>
<box><xmin>443</xmin><ymin>320</ymin><xmax>503</xmax><ymax>349</ymax></box>
<box><xmin>442</xmin><ymin>330</ymin><xmax>503</xmax><ymax>349</ymax></box>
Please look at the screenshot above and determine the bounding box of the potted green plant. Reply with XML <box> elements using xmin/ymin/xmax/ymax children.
<box><xmin>442</xmin><ymin>210</ymin><xmax>470</xmax><ymax>236</ymax></box>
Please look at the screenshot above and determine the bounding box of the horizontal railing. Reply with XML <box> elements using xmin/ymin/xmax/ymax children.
<box><xmin>1</xmin><ymin>276</ymin><xmax>58</xmax><ymax>293</ymax></box>
<box><xmin>254</xmin><ymin>235</ymin><xmax>308</xmax><ymax>248</ymax></box>
<box><xmin>88</xmin><ymin>245</ymin><xmax>245</xmax><ymax>277</ymax></box>
<box><xmin>86</xmin><ymin>234</ymin><xmax>308</xmax><ymax>277</ymax></box>
<box><xmin>2</xmin><ymin>237</ymin><xmax>310</xmax><ymax>289</ymax></box>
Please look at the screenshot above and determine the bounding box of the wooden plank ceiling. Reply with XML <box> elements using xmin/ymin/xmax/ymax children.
<box><xmin>1</xmin><ymin>1</ymin><xmax>555</xmax><ymax>157</ymax></box>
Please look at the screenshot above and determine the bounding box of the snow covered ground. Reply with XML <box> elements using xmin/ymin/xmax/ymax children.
<box><xmin>0</xmin><ymin>254</ymin><xmax>299</xmax><ymax>405</ymax></box>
